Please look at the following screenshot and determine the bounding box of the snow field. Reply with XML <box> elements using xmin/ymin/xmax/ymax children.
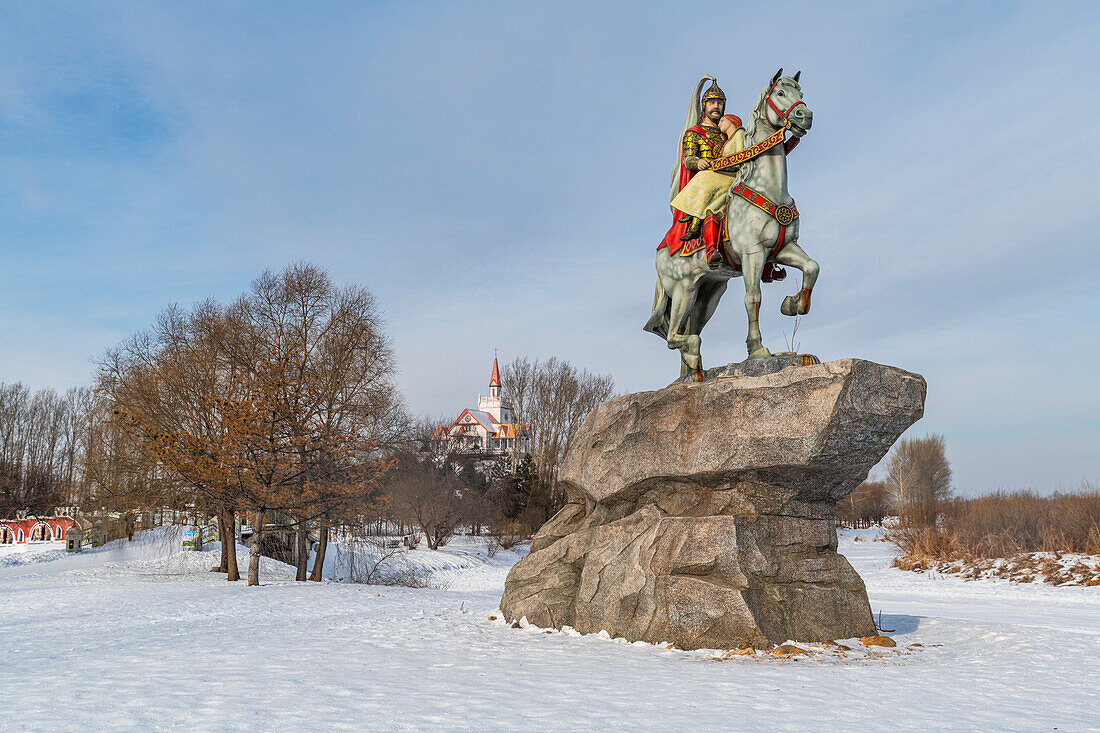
<box><xmin>0</xmin><ymin>527</ymin><xmax>1097</xmax><ymax>731</ymax></box>
<box><xmin>0</xmin><ymin>541</ymin><xmax>68</xmax><ymax>568</ymax></box>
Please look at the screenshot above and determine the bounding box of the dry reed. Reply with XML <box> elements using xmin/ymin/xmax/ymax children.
<box><xmin>888</xmin><ymin>491</ymin><xmax>1100</xmax><ymax>560</ymax></box>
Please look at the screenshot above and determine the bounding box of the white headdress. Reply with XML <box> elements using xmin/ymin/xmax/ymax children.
<box><xmin>670</xmin><ymin>75</ymin><xmax>715</xmax><ymax>207</ymax></box>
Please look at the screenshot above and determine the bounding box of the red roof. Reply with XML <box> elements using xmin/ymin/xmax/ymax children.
<box><xmin>489</xmin><ymin>354</ymin><xmax>501</xmax><ymax>388</ymax></box>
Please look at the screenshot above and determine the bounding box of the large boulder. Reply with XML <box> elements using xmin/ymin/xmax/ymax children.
<box><xmin>500</xmin><ymin>358</ymin><xmax>926</xmax><ymax>650</ymax></box>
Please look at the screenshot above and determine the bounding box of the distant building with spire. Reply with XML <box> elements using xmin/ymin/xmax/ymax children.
<box><xmin>430</xmin><ymin>352</ymin><xmax>529</xmax><ymax>457</ymax></box>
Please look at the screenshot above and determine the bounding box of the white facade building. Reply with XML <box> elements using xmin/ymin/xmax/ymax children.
<box><xmin>431</xmin><ymin>355</ymin><xmax>529</xmax><ymax>457</ymax></box>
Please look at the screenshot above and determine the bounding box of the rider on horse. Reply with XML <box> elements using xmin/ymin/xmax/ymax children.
<box><xmin>660</xmin><ymin>77</ymin><xmax>796</xmax><ymax>280</ymax></box>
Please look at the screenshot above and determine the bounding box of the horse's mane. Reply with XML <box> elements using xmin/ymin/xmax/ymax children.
<box><xmin>730</xmin><ymin>87</ymin><xmax>769</xmax><ymax>189</ymax></box>
<box><xmin>730</xmin><ymin>78</ymin><xmax>800</xmax><ymax>189</ymax></box>
<box><xmin>744</xmin><ymin>87</ymin><xmax>772</xmax><ymax>142</ymax></box>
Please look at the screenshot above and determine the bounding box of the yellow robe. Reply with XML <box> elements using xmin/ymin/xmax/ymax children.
<box><xmin>670</xmin><ymin>128</ymin><xmax>746</xmax><ymax>219</ymax></box>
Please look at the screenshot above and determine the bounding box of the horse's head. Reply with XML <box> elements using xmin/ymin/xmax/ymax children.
<box><xmin>761</xmin><ymin>68</ymin><xmax>812</xmax><ymax>138</ymax></box>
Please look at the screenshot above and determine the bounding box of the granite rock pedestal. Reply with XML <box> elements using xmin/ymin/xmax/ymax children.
<box><xmin>500</xmin><ymin>358</ymin><xmax>926</xmax><ymax>650</ymax></box>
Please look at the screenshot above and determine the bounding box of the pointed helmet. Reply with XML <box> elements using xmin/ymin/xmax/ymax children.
<box><xmin>701</xmin><ymin>79</ymin><xmax>726</xmax><ymax>105</ymax></box>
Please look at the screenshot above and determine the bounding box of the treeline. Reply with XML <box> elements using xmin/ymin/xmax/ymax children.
<box><xmin>839</xmin><ymin>433</ymin><xmax>1100</xmax><ymax>564</ymax></box>
<box><xmin>0</xmin><ymin>383</ymin><xmax>89</xmax><ymax>516</ymax></box>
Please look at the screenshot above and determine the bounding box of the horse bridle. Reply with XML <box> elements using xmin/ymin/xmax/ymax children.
<box><xmin>765</xmin><ymin>80</ymin><xmax>806</xmax><ymax>130</ymax></box>
<box><xmin>708</xmin><ymin>82</ymin><xmax>806</xmax><ymax>173</ymax></box>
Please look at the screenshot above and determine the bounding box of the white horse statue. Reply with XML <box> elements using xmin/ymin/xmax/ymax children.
<box><xmin>645</xmin><ymin>69</ymin><xmax>817</xmax><ymax>380</ymax></box>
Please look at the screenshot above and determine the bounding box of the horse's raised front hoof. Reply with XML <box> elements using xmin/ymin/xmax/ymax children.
<box><xmin>781</xmin><ymin>288</ymin><xmax>813</xmax><ymax>316</ymax></box>
<box><xmin>798</xmin><ymin>288</ymin><xmax>812</xmax><ymax>315</ymax></box>
<box><xmin>747</xmin><ymin>345</ymin><xmax>772</xmax><ymax>360</ymax></box>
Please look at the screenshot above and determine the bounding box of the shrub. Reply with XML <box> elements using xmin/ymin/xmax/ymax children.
<box><xmin>488</xmin><ymin>521</ymin><xmax>527</xmax><ymax>551</ymax></box>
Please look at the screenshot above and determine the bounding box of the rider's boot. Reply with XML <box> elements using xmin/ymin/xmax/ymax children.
<box><xmin>680</xmin><ymin>216</ymin><xmax>703</xmax><ymax>242</ymax></box>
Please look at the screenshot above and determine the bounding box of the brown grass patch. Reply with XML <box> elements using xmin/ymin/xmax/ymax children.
<box><xmin>887</xmin><ymin>491</ymin><xmax>1100</xmax><ymax>586</ymax></box>
<box><xmin>860</xmin><ymin>635</ymin><xmax>897</xmax><ymax>648</ymax></box>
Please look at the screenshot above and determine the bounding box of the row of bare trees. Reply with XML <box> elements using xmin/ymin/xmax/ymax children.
<box><xmin>500</xmin><ymin>357</ymin><xmax>614</xmax><ymax>522</ymax></box>
<box><xmin>0</xmin><ymin>383</ymin><xmax>90</xmax><ymax>517</ymax></box>
<box><xmin>836</xmin><ymin>480</ymin><xmax>890</xmax><ymax>527</ymax></box>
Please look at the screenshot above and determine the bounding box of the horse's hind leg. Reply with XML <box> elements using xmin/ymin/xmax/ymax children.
<box><xmin>775</xmin><ymin>242</ymin><xmax>819</xmax><ymax>316</ymax></box>
<box><xmin>686</xmin><ymin>279</ymin><xmax>728</xmax><ymax>374</ymax></box>
<box><xmin>665</xmin><ymin>282</ymin><xmax>703</xmax><ymax>379</ymax></box>
<box><xmin>742</xmin><ymin>250</ymin><xmax>771</xmax><ymax>359</ymax></box>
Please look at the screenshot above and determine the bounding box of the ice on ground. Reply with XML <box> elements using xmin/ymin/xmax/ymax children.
<box><xmin>0</xmin><ymin>527</ymin><xmax>1096</xmax><ymax>731</ymax></box>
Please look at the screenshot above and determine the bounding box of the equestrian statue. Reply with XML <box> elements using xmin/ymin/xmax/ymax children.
<box><xmin>644</xmin><ymin>69</ymin><xmax>817</xmax><ymax>380</ymax></box>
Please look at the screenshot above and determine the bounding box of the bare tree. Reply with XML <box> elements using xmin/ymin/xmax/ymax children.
<box><xmin>233</xmin><ymin>264</ymin><xmax>399</xmax><ymax>581</ymax></box>
<box><xmin>500</xmin><ymin>357</ymin><xmax>614</xmax><ymax>523</ymax></box>
<box><xmin>386</xmin><ymin>457</ymin><xmax>465</xmax><ymax>550</ymax></box>
<box><xmin>885</xmin><ymin>434</ymin><xmax>953</xmax><ymax>526</ymax></box>
<box><xmin>98</xmin><ymin>300</ymin><xmax>247</xmax><ymax>580</ymax></box>
<box><xmin>500</xmin><ymin>357</ymin><xmax>535</xmax><ymax>473</ymax></box>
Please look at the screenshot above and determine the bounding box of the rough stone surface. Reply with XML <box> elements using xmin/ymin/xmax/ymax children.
<box><xmin>677</xmin><ymin>353</ymin><xmax>821</xmax><ymax>383</ymax></box>
<box><xmin>500</xmin><ymin>358</ymin><xmax>926</xmax><ymax>650</ymax></box>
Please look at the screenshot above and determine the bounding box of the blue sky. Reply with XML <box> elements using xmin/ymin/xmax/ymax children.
<box><xmin>1</xmin><ymin>1</ymin><xmax>1097</xmax><ymax>494</ymax></box>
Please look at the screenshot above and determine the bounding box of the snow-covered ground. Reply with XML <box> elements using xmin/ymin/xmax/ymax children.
<box><xmin>1</xmin><ymin>527</ymin><xmax>1097</xmax><ymax>731</ymax></box>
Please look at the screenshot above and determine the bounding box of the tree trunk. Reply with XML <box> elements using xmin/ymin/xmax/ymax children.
<box><xmin>213</xmin><ymin>513</ymin><xmax>228</xmax><ymax>572</ymax></box>
<box><xmin>309</xmin><ymin>524</ymin><xmax>329</xmax><ymax>581</ymax></box>
<box><xmin>224</xmin><ymin>508</ymin><xmax>240</xmax><ymax>581</ymax></box>
<box><xmin>247</xmin><ymin>509</ymin><xmax>264</xmax><ymax>586</ymax></box>
<box><xmin>422</xmin><ymin>523</ymin><xmax>439</xmax><ymax>550</ymax></box>
<box><xmin>295</xmin><ymin>520</ymin><xmax>308</xmax><ymax>581</ymax></box>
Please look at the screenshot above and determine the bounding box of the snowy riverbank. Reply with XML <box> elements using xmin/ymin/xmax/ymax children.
<box><xmin>1</xmin><ymin>527</ymin><xmax>1097</xmax><ymax>731</ymax></box>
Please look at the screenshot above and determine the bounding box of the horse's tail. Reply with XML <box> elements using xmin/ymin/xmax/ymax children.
<box><xmin>643</xmin><ymin>279</ymin><xmax>670</xmax><ymax>338</ymax></box>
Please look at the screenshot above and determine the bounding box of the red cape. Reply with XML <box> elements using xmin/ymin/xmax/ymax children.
<box><xmin>659</xmin><ymin>120</ymin><xmax>738</xmax><ymax>257</ymax></box>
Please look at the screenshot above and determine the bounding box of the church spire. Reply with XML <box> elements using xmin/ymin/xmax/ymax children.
<box><xmin>489</xmin><ymin>349</ymin><xmax>501</xmax><ymax>389</ymax></box>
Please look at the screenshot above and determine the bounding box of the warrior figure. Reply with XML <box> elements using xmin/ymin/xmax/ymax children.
<box><xmin>659</xmin><ymin>78</ymin><xmax>741</xmax><ymax>270</ymax></box>
<box><xmin>661</xmin><ymin>76</ymin><xmax>799</xmax><ymax>279</ymax></box>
